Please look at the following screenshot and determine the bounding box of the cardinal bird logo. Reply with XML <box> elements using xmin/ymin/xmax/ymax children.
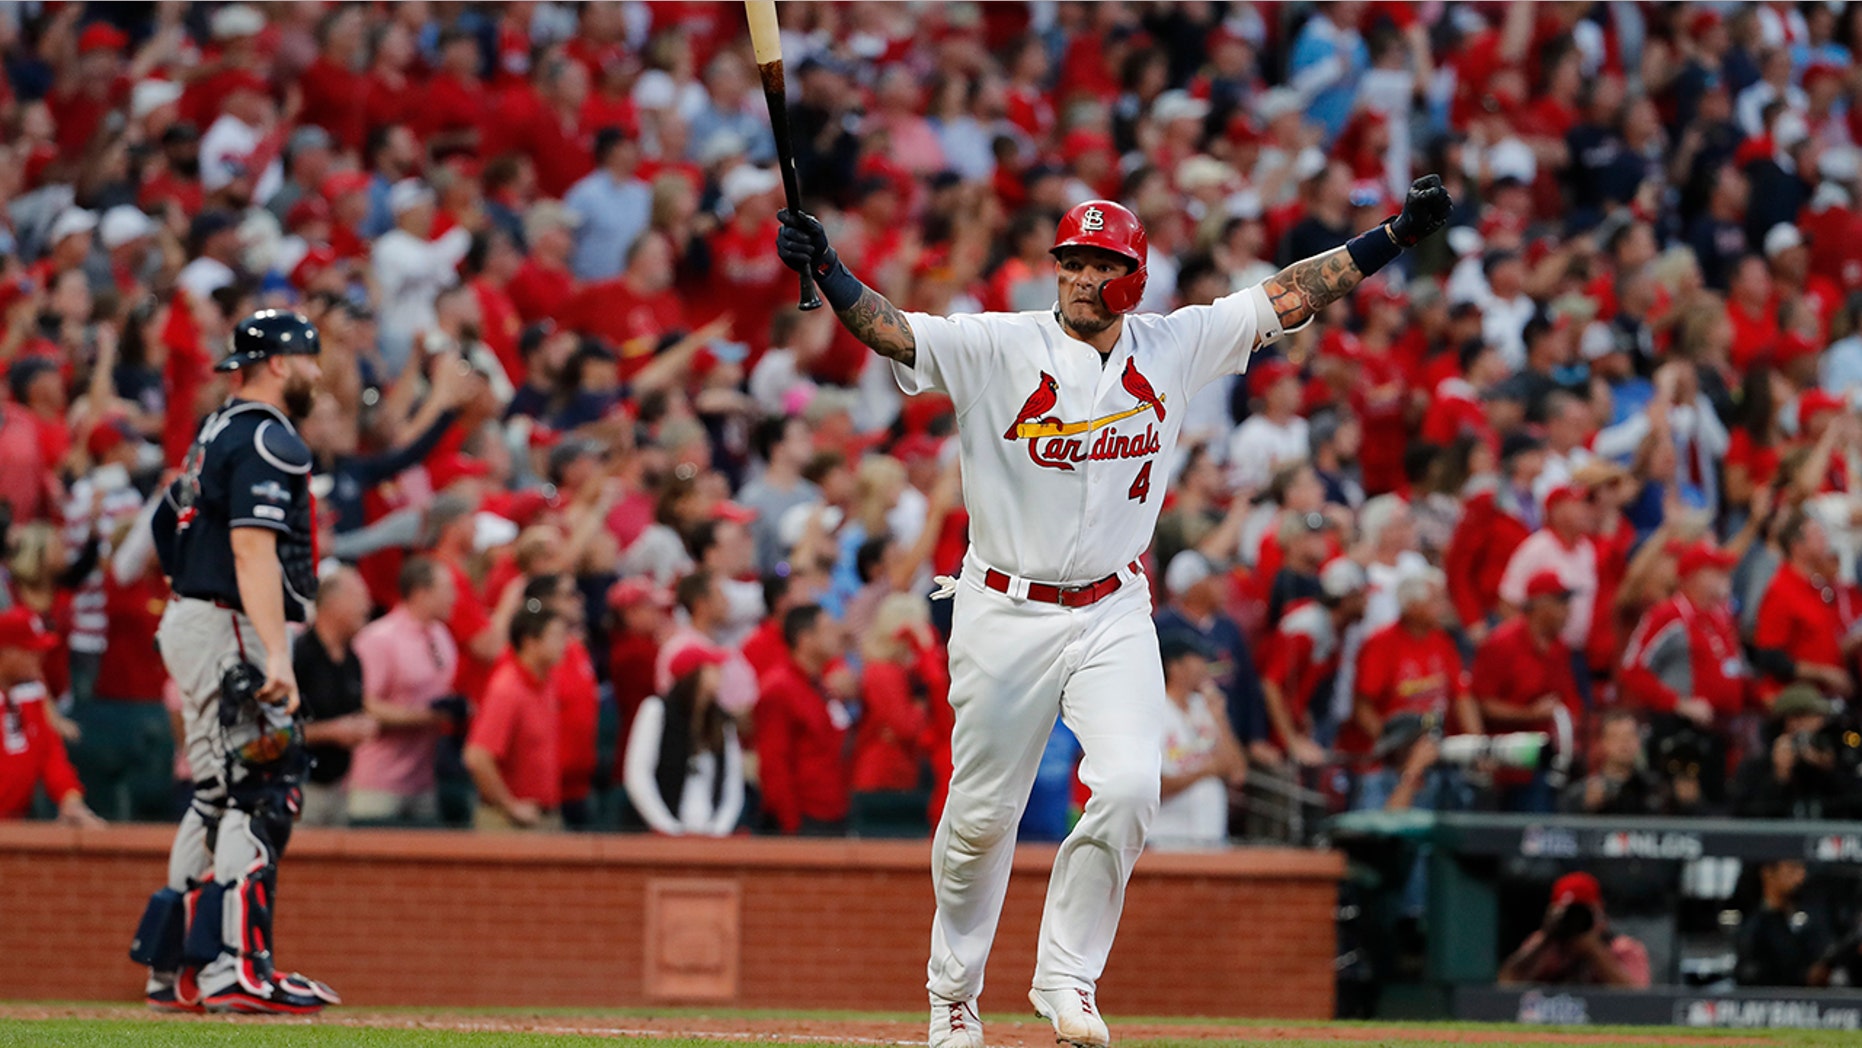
<box><xmin>1121</xmin><ymin>358</ymin><xmax>1166</xmax><ymax>423</ymax></box>
<box><xmin>1005</xmin><ymin>372</ymin><xmax>1062</xmax><ymax>440</ymax></box>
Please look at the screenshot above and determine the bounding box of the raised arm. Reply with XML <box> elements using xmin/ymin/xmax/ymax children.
<box><xmin>1261</xmin><ymin>175</ymin><xmax>1452</xmax><ymax>333</ymax></box>
<box><xmin>775</xmin><ymin>210</ymin><xmax>916</xmax><ymax>367</ymax></box>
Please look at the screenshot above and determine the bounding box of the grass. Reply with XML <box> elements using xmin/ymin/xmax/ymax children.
<box><xmin>6</xmin><ymin>1009</ymin><xmax>1862</xmax><ymax>1048</ymax></box>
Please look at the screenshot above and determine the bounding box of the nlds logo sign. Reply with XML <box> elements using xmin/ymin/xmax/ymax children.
<box><xmin>1517</xmin><ymin>990</ymin><xmax>1590</xmax><ymax>1025</ymax></box>
<box><xmin>1599</xmin><ymin>830</ymin><xmax>1702</xmax><ymax>860</ymax></box>
<box><xmin>1520</xmin><ymin>825</ymin><xmax>1579</xmax><ymax>858</ymax></box>
<box><xmin>1810</xmin><ymin>835</ymin><xmax>1862</xmax><ymax>862</ymax></box>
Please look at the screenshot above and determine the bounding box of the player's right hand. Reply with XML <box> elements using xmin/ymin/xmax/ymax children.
<box><xmin>507</xmin><ymin>798</ymin><xmax>543</xmax><ymax>827</ymax></box>
<box><xmin>258</xmin><ymin>650</ymin><xmax>300</xmax><ymax>715</ymax></box>
<box><xmin>776</xmin><ymin>208</ymin><xmax>835</xmax><ymax>276</ymax></box>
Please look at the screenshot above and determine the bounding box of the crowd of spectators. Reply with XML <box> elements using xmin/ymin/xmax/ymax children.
<box><xmin>1</xmin><ymin>1</ymin><xmax>1862</xmax><ymax>862</ymax></box>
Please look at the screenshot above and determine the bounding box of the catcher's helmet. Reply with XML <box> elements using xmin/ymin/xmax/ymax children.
<box><xmin>215</xmin><ymin>309</ymin><xmax>322</xmax><ymax>373</ymax></box>
<box><xmin>1051</xmin><ymin>200</ymin><xmax>1148</xmax><ymax>314</ymax></box>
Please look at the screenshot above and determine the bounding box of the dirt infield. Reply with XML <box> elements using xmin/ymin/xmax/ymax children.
<box><xmin>0</xmin><ymin>1004</ymin><xmax>1777</xmax><ymax>1046</ymax></box>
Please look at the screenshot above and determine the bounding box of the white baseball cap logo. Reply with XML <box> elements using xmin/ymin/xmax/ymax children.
<box><xmin>1080</xmin><ymin>206</ymin><xmax>1105</xmax><ymax>232</ymax></box>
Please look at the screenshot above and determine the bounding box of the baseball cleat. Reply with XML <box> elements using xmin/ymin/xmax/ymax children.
<box><xmin>1029</xmin><ymin>986</ymin><xmax>1110</xmax><ymax>1048</ymax></box>
<box><xmin>276</xmin><ymin>972</ymin><xmax>341</xmax><ymax>1005</ymax></box>
<box><xmin>929</xmin><ymin>992</ymin><xmax>984</xmax><ymax>1048</ymax></box>
<box><xmin>201</xmin><ymin>981</ymin><xmax>325</xmax><ymax>1015</ymax></box>
<box><xmin>144</xmin><ymin>987</ymin><xmax>204</xmax><ymax>1014</ymax></box>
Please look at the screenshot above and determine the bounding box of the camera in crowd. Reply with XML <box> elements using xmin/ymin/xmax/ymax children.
<box><xmin>1374</xmin><ymin>712</ymin><xmax>1548</xmax><ymax>772</ymax></box>
<box><xmin>1549</xmin><ymin>900</ymin><xmax>1598</xmax><ymax>941</ymax></box>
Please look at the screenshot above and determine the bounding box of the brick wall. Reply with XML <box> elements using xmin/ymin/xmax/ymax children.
<box><xmin>0</xmin><ymin>824</ymin><xmax>1341</xmax><ymax>1018</ymax></box>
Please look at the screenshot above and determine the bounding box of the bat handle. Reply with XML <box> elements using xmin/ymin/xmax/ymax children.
<box><xmin>778</xmin><ymin>160</ymin><xmax>823</xmax><ymax>314</ymax></box>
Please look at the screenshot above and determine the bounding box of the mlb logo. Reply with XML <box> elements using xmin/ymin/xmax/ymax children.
<box><xmin>1080</xmin><ymin>206</ymin><xmax>1105</xmax><ymax>232</ymax></box>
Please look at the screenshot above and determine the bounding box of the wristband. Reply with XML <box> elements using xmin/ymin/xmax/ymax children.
<box><xmin>1346</xmin><ymin>221</ymin><xmax>1403</xmax><ymax>277</ymax></box>
<box><xmin>815</xmin><ymin>255</ymin><xmax>865</xmax><ymax>312</ymax></box>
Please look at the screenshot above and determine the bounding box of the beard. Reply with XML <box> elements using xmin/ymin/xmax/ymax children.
<box><xmin>1061</xmin><ymin>302</ymin><xmax>1117</xmax><ymax>337</ymax></box>
<box><xmin>283</xmin><ymin>374</ymin><xmax>317</xmax><ymax>420</ymax></box>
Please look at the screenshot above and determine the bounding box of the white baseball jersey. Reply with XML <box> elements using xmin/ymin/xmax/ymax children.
<box><xmin>894</xmin><ymin>286</ymin><xmax>1285</xmax><ymax>583</ymax></box>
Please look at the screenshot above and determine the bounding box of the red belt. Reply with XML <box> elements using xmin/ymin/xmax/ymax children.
<box><xmin>983</xmin><ymin>561</ymin><xmax>1143</xmax><ymax>608</ymax></box>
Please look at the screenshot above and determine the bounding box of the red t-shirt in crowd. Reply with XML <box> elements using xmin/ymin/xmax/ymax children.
<box><xmin>698</xmin><ymin>219</ymin><xmax>785</xmax><ymax>354</ymax></box>
<box><xmin>754</xmin><ymin>661</ymin><xmax>851</xmax><ymax>833</ymax></box>
<box><xmin>553</xmin><ymin>637</ymin><xmax>600</xmax><ymax>805</ymax></box>
<box><xmin>1470</xmin><ymin>618</ymin><xmax>1580</xmax><ymax>732</ymax></box>
<box><xmin>608</xmin><ymin>629</ymin><xmax>659</xmax><ymax>764</ymax></box>
<box><xmin>508</xmin><ymin>259</ymin><xmax>577</xmax><ymax>324</ymax></box>
<box><xmin>0</xmin><ymin>683</ymin><xmax>81</xmax><ymax>818</ymax></box>
<box><xmin>851</xmin><ymin>645</ymin><xmax>948</xmax><ymax>793</ymax></box>
<box><xmin>414</xmin><ymin>71</ymin><xmax>487</xmax><ymax>145</ymax></box>
<box><xmin>562</xmin><ymin>279</ymin><xmax>688</xmax><ymax>379</ymax></box>
<box><xmin>1349</xmin><ymin>621</ymin><xmax>1469</xmax><ymax>755</ymax></box>
<box><xmin>442</xmin><ymin>559</ymin><xmax>495</xmax><ymax>706</ymax></box>
<box><xmin>96</xmin><ymin>571</ymin><xmax>170</xmax><ymax>701</ymax></box>
<box><xmin>740</xmin><ymin>619</ymin><xmax>786</xmax><ymax>679</ymax></box>
<box><xmin>299</xmin><ymin>54</ymin><xmax>370</xmax><ymax>152</ymax></box>
<box><xmin>467</xmin><ymin>654</ymin><xmax>561</xmax><ymax>809</ymax></box>
<box><xmin>1754</xmin><ymin>563</ymin><xmax>1858</xmax><ymax>700</ymax></box>
<box><xmin>1726</xmin><ymin>299</ymin><xmax>1781</xmax><ymax>372</ymax></box>
<box><xmin>0</xmin><ymin>404</ymin><xmax>51</xmax><ymax>523</ymax></box>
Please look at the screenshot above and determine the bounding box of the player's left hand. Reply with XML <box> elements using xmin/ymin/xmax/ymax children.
<box><xmin>1390</xmin><ymin>174</ymin><xmax>1452</xmax><ymax>247</ymax></box>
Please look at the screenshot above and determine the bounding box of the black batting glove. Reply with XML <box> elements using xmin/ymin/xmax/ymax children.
<box><xmin>777</xmin><ymin>208</ymin><xmax>839</xmax><ymax>277</ymax></box>
<box><xmin>1389</xmin><ymin>174</ymin><xmax>1453</xmax><ymax>247</ymax></box>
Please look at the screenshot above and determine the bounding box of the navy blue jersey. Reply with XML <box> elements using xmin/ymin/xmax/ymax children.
<box><xmin>153</xmin><ymin>399</ymin><xmax>319</xmax><ymax>621</ymax></box>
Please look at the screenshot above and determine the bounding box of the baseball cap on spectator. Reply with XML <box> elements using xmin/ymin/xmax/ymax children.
<box><xmin>1544</xmin><ymin>484</ymin><xmax>1586</xmax><ymax>512</ymax></box>
<box><xmin>721</xmin><ymin>164</ymin><xmax>781</xmax><ymax>207</ymax></box>
<box><xmin>287</xmin><ymin>125</ymin><xmax>334</xmax><ymax>160</ymax></box>
<box><xmin>1763</xmin><ymin>224</ymin><xmax>1805</xmax><ymax>260</ymax></box>
<box><xmin>546</xmin><ymin>439</ymin><xmax>602</xmax><ymax>485</ymax></box>
<box><xmin>1176</xmin><ymin>156</ymin><xmax>1235</xmax><ymax>194</ymax></box>
<box><xmin>1578</xmin><ymin>321</ymin><xmax>1621</xmax><ymax>362</ymax></box>
<box><xmin>1772</xmin><ymin>684</ymin><xmax>1833</xmax><ymax>720</ymax></box>
<box><xmin>321</xmin><ymin>170</ymin><xmax>371</xmax><ymax>201</ymax></box>
<box><xmin>78</xmin><ymin>23</ymin><xmax>129</xmax><ymax>54</ymax></box>
<box><xmin>221</xmin><ymin>69</ymin><xmax>271</xmax><ymax>101</ymax></box>
<box><xmin>131</xmin><ymin>79</ymin><xmax>184</xmax><ymax>119</ymax></box>
<box><xmin>473</xmin><ymin>511</ymin><xmax>520</xmax><ymax>553</ymax></box>
<box><xmin>211</xmin><ymin>4</ymin><xmax>266</xmax><ymax>40</ymax></box>
<box><xmin>1551</xmin><ymin>872</ymin><xmax>1603</xmax><ymax>910</ymax></box>
<box><xmin>696</xmin><ymin>126</ymin><xmax>754</xmax><ymax>168</ymax></box>
<box><xmin>98</xmin><ymin>206</ymin><xmax>154</xmax><ymax>250</ymax></box>
<box><xmin>668</xmin><ymin>644</ymin><xmax>728</xmax><ymax>682</ymax></box>
<box><xmin>608</xmin><ymin>577</ymin><xmax>674</xmax><ymax>614</ymax></box>
<box><xmin>429</xmin><ymin>452</ymin><xmax>491</xmax><ymax>492</ymax></box>
<box><xmin>1523</xmin><ymin>569</ymin><xmax>1573</xmax><ymax>602</ymax></box>
<box><xmin>1158</xmin><ymin>630</ymin><xmax>1216</xmax><ymax>664</ymax></box>
<box><xmin>777</xmin><ymin>503</ymin><xmax>842</xmax><ymax>551</ymax></box>
<box><xmin>0</xmin><ymin>607</ymin><xmax>58</xmax><ymax>652</ymax></box>
<box><xmin>188</xmin><ymin>210</ymin><xmax>239</xmax><ymax>253</ymax></box>
<box><xmin>1569</xmin><ymin>460</ymin><xmax>1630</xmax><ymax>490</ymax></box>
<box><xmin>1674</xmin><ymin>540</ymin><xmax>1737</xmax><ymax>578</ymax></box>
<box><xmin>387</xmin><ymin>179</ymin><xmax>436</xmax><ymax>216</ymax></box>
<box><xmin>1249</xmin><ymin>358</ymin><xmax>1299</xmax><ymax>398</ymax></box>
<box><xmin>8</xmin><ymin>357</ymin><xmax>60</xmax><ymax>404</ymax></box>
<box><xmin>1256</xmin><ymin>87</ymin><xmax>1301</xmax><ymax>124</ymax></box>
<box><xmin>86</xmin><ymin>416</ymin><xmax>140</xmax><ymax>460</ymax></box>
<box><xmin>712</xmin><ymin>501</ymin><xmax>758</xmax><ymax>525</ymax></box>
<box><xmin>1500</xmin><ymin>430</ymin><xmax>1546</xmax><ymax>461</ymax></box>
<box><xmin>1164</xmin><ymin>550</ymin><xmax>1214</xmax><ymax>597</ymax></box>
<box><xmin>285</xmin><ymin>195</ymin><xmax>332</xmax><ymax>232</ymax></box>
<box><xmin>290</xmin><ymin>245</ymin><xmax>338</xmax><ymax>288</ymax></box>
<box><xmin>525</xmin><ymin>201</ymin><xmax>582</xmax><ymax>244</ymax></box>
<box><xmin>1150</xmin><ymin>90</ymin><xmax>1210</xmax><ymax>125</ymax></box>
<box><xmin>1319</xmin><ymin>557</ymin><xmax>1368</xmax><ymax>601</ymax></box>
<box><xmin>49</xmin><ymin>208</ymin><xmax>99</xmax><ymax>245</ymax></box>
<box><xmin>1799</xmin><ymin>389</ymin><xmax>1845</xmax><ymax>428</ymax></box>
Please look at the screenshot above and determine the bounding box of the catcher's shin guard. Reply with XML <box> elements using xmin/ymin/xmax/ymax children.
<box><xmin>128</xmin><ymin>888</ymin><xmax>187</xmax><ymax>970</ymax></box>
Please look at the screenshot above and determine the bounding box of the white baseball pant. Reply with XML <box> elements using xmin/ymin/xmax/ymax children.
<box><xmin>926</xmin><ymin>566</ymin><xmax>1164</xmax><ymax>1001</ymax></box>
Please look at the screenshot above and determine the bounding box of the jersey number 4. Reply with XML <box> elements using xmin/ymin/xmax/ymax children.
<box><xmin>1127</xmin><ymin>461</ymin><xmax>1153</xmax><ymax>503</ymax></box>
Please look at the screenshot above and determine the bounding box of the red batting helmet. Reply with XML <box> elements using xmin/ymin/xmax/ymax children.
<box><xmin>1051</xmin><ymin>200</ymin><xmax>1148</xmax><ymax>314</ymax></box>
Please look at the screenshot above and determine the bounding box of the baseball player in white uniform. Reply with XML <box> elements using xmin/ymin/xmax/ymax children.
<box><xmin>776</xmin><ymin>175</ymin><xmax>1451</xmax><ymax>1047</ymax></box>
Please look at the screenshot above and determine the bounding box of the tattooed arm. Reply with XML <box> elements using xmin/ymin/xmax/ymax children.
<box><xmin>1261</xmin><ymin>246</ymin><xmax>1366</xmax><ymax>334</ymax></box>
<box><xmin>834</xmin><ymin>283</ymin><xmax>917</xmax><ymax>367</ymax></box>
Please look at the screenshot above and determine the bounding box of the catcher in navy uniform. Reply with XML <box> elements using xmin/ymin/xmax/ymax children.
<box><xmin>128</xmin><ymin>310</ymin><xmax>338</xmax><ymax>1014</ymax></box>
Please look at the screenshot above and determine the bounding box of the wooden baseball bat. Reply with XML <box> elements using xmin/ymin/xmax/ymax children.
<box><xmin>745</xmin><ymin>0</ymin><xmax>823</xmax><ymax>312</ymax></box>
